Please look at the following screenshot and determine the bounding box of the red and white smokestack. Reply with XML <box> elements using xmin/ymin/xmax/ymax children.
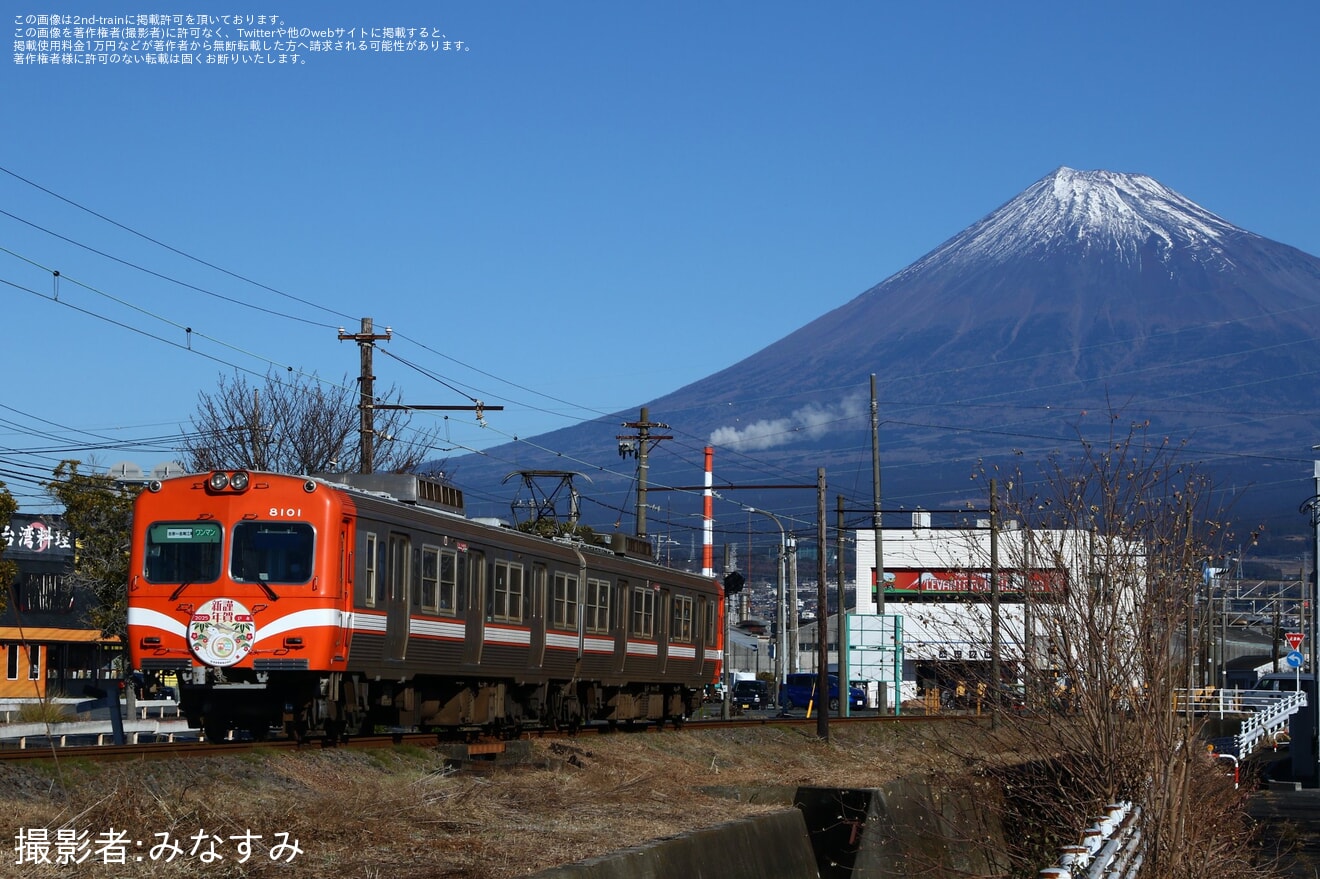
<box><xmin>703</xmin><ymin>446</ymin><xmax>714</xmax><ymax>578</ymax></box>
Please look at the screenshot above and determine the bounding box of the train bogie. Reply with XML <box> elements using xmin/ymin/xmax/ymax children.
<box><xmin>128</xmin><ymin>471</ymin><xmax>724</xmax><ymax>742</ymax></box>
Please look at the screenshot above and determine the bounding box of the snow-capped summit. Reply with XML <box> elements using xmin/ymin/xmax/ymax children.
<box><xmin>898</xmin><ymin>167</ymin><xmax>1252</xmax><ymax>279</ymax></box>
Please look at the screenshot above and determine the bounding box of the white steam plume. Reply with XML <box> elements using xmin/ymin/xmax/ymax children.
<box><xmin>709</xmin><ymin>396</ymin><xmax>865</xmax><ymax>452</ymax></box>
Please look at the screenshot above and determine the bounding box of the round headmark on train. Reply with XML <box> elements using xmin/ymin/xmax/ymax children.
<box><xmin>189</xmin><ymin>598</ymin><xmax>256</xmax><ymax>667</ymax></box>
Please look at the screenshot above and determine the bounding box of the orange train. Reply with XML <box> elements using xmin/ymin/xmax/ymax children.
<box><xmin>127</xmin><ymin>470</ymin><xmax>724</xmax><ymax>742</ymax></box>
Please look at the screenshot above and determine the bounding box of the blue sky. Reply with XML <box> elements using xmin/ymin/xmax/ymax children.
<box><xmin>4</xmin><ymin>1</ymin><xmax>1318</xmax><ymax>511</ymax></box>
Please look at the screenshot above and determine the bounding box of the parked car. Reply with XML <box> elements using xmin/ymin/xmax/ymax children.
<box><xmin>732</xmin><ymin>679</ymin><xmax>774</xmax><ymax>711</ymax></box>
<box><xmin>780</xmin><ymin>673</ymin><xmax>866</xmax><ymax>712</ymax></box>
<box><xmin>1253</xmin><ymin>671</ymin><xmax>1315</xmax><ymax>703</ymax></box>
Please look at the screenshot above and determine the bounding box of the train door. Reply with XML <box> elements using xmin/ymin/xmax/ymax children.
<box><xmin>657</xmin><ymin>587</ymin><xmax>671</xmax><ymax>673</ymax></box>
<box><xmin>384</xmin><ymin>532</ymin><xmax>411</xmax><ymax>662</ymax></box>
<box><xmin>463</xmin><ymin>550</ymin><xmax>486</xmax><ymax>665</ymax></box>
<box><xmin>613</xmin><ymin>579</ymin><xmax>629</xmax><ymax>674</ymax></box>
<box><xmin>526</xmin><ymin>562</ymin><xmax>547</xmax><ymax>670</ymax></box>
<box><xmin>335</xmin><ymin>518</ymin><xmax>353</xmax><ymax>658</ymax></box>
<box><xmin>696</xmin><ymin>595</ymin><xmax>709</xmax><ymax>667</ymax></box>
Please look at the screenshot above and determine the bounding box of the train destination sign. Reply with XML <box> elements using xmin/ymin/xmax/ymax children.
<box><xmin>150</xmin><ymin>523</ymin><xmax>222</xmax><ymax>543</ymax></box>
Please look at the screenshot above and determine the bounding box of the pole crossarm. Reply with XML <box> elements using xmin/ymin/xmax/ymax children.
<box><xmin>374</xmin><ymin>404</ymin><xmax>505</xmax><ymax>411</ymax></box>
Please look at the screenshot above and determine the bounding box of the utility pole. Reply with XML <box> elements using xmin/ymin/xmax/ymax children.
<box><xmin>722</xmin><ymin>542</ymin><xmax>736</xmax><ymax>721</ymax></box>
<box><xmin>838</xmin><ymin>495</ymin><xmax>849</xmax><ymax>717</ymax></box>
<box><xmin>617</xmin><ymin>407</ymin><xmax>671</xmax><ymax>539</ymax></box>
<box><xmin>338</xmin><ymin>318</ymin><xmax>391</xmax><ymax>475</ymax></box>
<box><xmin>990</xmin><ymin>478</ymin><xmax>1001</xmax><ymax>730</ymax></box>
<box><xmin>340</xmin><ymin>317</ymin><xmax>503</xmax><ymax>475</ymax></box>
<box><xmin>816</xmin><ymin>467</ymin><xmax>829</xmax><ymax>741</ymax></box>
<box><xmin>252</xmin><ymin>389</ymin><xmax>265</xmax><ymax>471</ymax></box>
<box><xmin>787</xmin><ymin>533</ymin><xmax>799</xmax><ymax>673</ymax></box>
<box><xmin>1311</xmin><ymin>457</ymin><xmax>1320</xmax><ymax>783</ymax></box>
<box><xmin>871</xmin><ymin>374</ymin><xmax>884</xmax><ymax>615</ymax></box>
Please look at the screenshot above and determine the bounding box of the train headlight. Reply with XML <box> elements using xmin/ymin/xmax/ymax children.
<box><xmin>229</xmin><ymin>471</ymin><xmax>250</xmax><ymax>491</ymax></box>
<box><xmin>208</xmin><ymin>471</ymin><xmax>230</xmax><ymax>491</ymax></box>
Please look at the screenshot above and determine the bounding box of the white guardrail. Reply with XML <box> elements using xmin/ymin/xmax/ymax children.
<box><xmin>1038</xmin><ymin>802</ymin><xmax>1141</xmax><ymax>879</ymax></box>
<box><xmin>1170</xmin><ymin>688</ymin><xmax>1308</xmax><ymax>756</ymax></box>
<box><xmin>1233</xmin><ymin>690</ymin><xmax>1307</xmax><ymax>756</ymax></box>
<box><xmin>0</xmin><ymin>698</ymin><xmax>189</xmax><ymax>746</ymax></box>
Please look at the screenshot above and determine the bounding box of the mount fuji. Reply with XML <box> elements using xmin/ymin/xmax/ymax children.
<box><xmin>449</xmin><ymin>167</ymin><xmax>1320</xmax><ymax>542</ymax></box>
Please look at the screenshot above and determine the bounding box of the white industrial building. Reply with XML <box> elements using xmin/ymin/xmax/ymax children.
<box><xmin>794</xmin><ymin>512</ymin><xmax>1126</xmax><ymax>709</ymax></box>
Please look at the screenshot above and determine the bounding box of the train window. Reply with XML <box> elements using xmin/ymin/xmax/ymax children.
<box><xmin>552</xmin><ymin>572</ymin><xmax>578</xmax><ymax>631</ymax></box>
<box><xmin>493</xmin><ymin>561</ymin><xmax>524</xmax><ymax>623</ymax></box>
<box><xmin>232</xmin><ymin>522</ymin><xmax>314</xmax><ymax>585</ymax></box>
<box><xmin>584</xmin><ymin>578</ymin><xmax>611</xmax><ymax>634</ymax></box>
<box><xmin>420</xmin><ymin>545</ymin><xmax>441</xmax><ymax>612</ymax></box>
<box><xmin>452</xmin><ymin>552</ymin><xmax>467</xmax><ymax>613</ymax></box>
<box><xmin>704</xmin><ymin>597</ymin><xmax>715</xmax><ymax>644</ymax></box>
<box><xmin>443</xmin><ymin>550</ymin><xmax>462</xmax><ymax>613</ymax></box>
<box><xmin>672</xmin><ymin>594</ymin><xmax>694</xmax><ymax>643</ymax></box>
<box><xmin>363</xmin><ymin>533</ymin><xmax>379</xmax><ymax>608</ymax></box>
<box><xmin>418</xmin><ymin>545</ymin><xmax>461</xmax><ymax>616</ymax></box>
<box><xmin>631</xmin><ymin>584</ymin><xmax>656</xmax><ymax>639</ymax></box>
<box><xmin>143</xmin><ymin>522</ymin><xmax>222</xmax><ymax>584</ymax></box>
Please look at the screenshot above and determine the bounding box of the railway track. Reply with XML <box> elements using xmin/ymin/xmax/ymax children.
<box><xmin>0</xmin><ymin>711</ymin><xmax>970</xmax><ymax>763</ymax></box>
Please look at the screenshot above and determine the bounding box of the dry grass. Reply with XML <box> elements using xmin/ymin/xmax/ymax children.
<box><xmin>12</xmin><ymin>699</ymin><xmax>74</xmax><ymax>725</ymax></box>
<box><xmin>0</xmin><ymin>720</ymin><xmax>1028</xmax><ymax>879</ymax></box>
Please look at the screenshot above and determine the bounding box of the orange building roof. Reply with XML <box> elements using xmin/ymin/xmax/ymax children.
<box><xmin>0</xmin><ymin>627</ymin><xmax>119</xmax><ymax>644</ymax></box>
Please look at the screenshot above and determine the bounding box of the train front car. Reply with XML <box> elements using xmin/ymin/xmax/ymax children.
<box><xmin>128</xmin><ymin>471</ymin><xmax>348</xmax><ymax>742</ymax></box>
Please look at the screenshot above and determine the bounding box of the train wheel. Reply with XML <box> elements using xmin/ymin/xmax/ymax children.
<box><xmin>203</xmin><ymin>718</ymin><xmax>229</xmax><ymax>743</ymax></box>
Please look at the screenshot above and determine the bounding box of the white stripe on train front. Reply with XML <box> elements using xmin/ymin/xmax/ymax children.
<box><xmin>128</xmin><ymin>606</ymin><xmax>349</xmax><ymax>646</ymax></box>
<box><xmin>253</xmin><ymin>608</ymin><xmax>345</xmax><ymax>644</ymax></box>
<box><xmin>127</xmin><ymin>606</ymin><xmax>187</xmax><ymax>639</ymax></box>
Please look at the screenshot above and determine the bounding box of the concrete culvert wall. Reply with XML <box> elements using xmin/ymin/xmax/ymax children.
<box><xmin>794</xmin><ymin>776</ymin><xmax>1010</xmax><ymax>879</ymax></box>
<box><xmin>533</xmin><ymin>773</ymin><xmax>1015</xmax><ymax>879</ymax></box>
<box><xmin>530</xmin><ymin>807</ymin><xmax>820</xmax><ymax>879</ymax></box>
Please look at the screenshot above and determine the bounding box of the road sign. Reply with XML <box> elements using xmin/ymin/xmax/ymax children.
<box><xmin>1287</xmin><ymin>632</ymin><xmax>1305</xmax><ymax>650</ymax></box>
<box><xmin>1286</xmin><ymin>650</ymin><xmax>1305</xmax><ymax>669</ymax></box>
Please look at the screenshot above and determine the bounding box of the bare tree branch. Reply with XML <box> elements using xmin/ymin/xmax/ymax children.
<box><xmin>178</xmin><ymin>369</ymin><xmax>447</xmax><ymax>475</ymax></box>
